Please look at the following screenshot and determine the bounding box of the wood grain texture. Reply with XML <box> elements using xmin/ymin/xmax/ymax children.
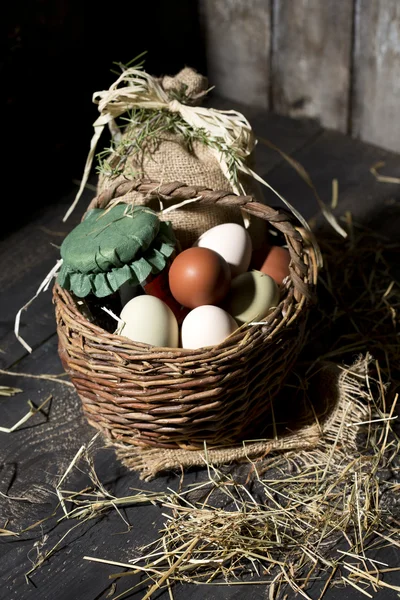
<box><xmin>352</xmin><ymin>0</ymin><xmax>400</xmax><ymax>153</ymax></box>
<box><xmin>271</xmin><ymin>0</ymin><xmax>354</xmax><ymax>132</ymax></box>
<box><xmin>263</xmin><ymin>127</ymin><xmax>400</xmax><ymax>234</ymax></box>
<box><xmin>0</xmin><ymin>185</ymin><xmax>90</xmax><ymax>370</ymax></box>
<box><xmin>200</xmin><ymin>0</ymin><xmax>271</xmax><ymax>108</ymax></box>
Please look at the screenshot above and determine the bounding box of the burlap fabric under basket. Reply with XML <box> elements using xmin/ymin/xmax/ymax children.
<box><xmin>96</xmin><ymin>67</ymin><xmax>265</xmax><ymax>250</ymax></box>
<box><xmin>54</xmin><ymin>180</ymin><xmax>318</xmax><ymax>451</ymax></box>
<box><xmin>113</xmin><ymin>356</ymin><xmax>372</xmax><ymax>480</ymax></box>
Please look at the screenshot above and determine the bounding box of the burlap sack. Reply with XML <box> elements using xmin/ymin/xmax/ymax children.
<box><xmin>97</xmin><ymin>68</ymin><xmax>267</xmax><ymax>250</ymax></box>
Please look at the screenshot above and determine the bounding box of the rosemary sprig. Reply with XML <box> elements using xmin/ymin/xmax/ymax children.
<box><xmin>110</xmin><ymin>51</ymin><xmax>148</xmax><ymax>77</ymax></box>
<box><xmin>96</xmin><ymin>107</ymin><xmax>242</xmax><ymax>186</ymax></box>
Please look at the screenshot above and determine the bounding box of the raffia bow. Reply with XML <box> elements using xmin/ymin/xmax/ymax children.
<box><xmin>64</xmin><ymin>64</ymin><xmax>342</xmax><ymax>263</ymax></box>
<box><xmin>64</xmin><ymin>66</ymin><xmax>256</xmax><ymax>219</ymax></box>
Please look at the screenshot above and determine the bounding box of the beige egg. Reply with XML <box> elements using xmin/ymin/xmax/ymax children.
<box><xmin>224</xmin><ymin>270</ymin><xmax>280</xmax><ymax>325</ymax></box>
<box><xmin>120</xmin><ymin>295</ymin><xmax>179</xmax><ymax>347</ymax></box>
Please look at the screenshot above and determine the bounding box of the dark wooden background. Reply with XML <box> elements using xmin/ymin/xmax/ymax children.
<box><xmin>4</xmin><ymin>0</ymin><xmax>400</xmax><ymax>236</ymax></box>
<box><xmin>200</xmin><ymin>0</ymin><xmax>400</xmax><ymax>153</ymax></box>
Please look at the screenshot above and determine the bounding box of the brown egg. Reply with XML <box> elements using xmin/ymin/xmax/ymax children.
<box><xmin>169</xmin><ymin>247</ymin><xmax>231</xmax><ymax>309</ymax></box>
<box><xmin>250</xmin><ymin>239</ymin><xmax>271</xmax><ymax>271</ymax></box>
<box><xmin>260</xmin><ymin>246</ymin><xmax>291</xmax><ymax>286</ymax></box>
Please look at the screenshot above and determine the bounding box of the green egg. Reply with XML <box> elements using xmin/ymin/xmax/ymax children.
<box><xmin>224</xmin><ymin>270</ymin><xmax>280</xmax><ymax>325</ymax></box>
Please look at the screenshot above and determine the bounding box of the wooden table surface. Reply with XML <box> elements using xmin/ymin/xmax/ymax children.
<box><xmin>1</xmin><ymin>98</ymin><xmax>400</xmax><ymax>600</ymax></box>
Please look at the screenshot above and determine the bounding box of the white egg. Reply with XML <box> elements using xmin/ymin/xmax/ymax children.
<box><xmin>194</xmin><ymin>223</ymin><xmax>252</xmax><ymax>277</ymax></box>
<box><xmin>120</xmin><ymin>295</ymin><xmax>179</xmax><ymax>347</ymax></box>
<box><xmin>181</xmin><ymin>305</ymin><xmax>238</xmax><ymax>349</ymax></box>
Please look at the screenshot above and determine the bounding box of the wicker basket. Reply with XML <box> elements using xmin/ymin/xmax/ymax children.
<box><xmin>54</xmin><ymin>180</ymin><xmax>318</xmax><ymax>450</ymax></box>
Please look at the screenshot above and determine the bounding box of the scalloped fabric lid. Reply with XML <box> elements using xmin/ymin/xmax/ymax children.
<box><xmin>57</xmin><ymin>204</ymin><xmax>176</xmax><ymax>297</ymax></box>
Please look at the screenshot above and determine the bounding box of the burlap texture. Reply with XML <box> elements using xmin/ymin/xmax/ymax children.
<box><xmin>97</xmin><ymin>68</ymin><xmax>267</xmax><ymax>249</ymax></box>
<box><xmin>160</xmin><ymin>66</ymin><xmax>209</xmax><ymax>102</ymax></box>
<box><xmin>110</xmin><ymin>356</ymin><xmax>371</xmax><ymax>480</ymax></box>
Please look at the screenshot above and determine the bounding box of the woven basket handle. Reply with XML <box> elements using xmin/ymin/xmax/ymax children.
<box><xmin>91</xmin><ymin>180</ymin><xmax>317</xmax><ymax>302</ymax></box>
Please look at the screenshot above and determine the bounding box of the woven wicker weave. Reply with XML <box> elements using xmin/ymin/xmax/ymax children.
<box><xmin>54</xmin><ymin>180</ymin><xmax>318</xmax><ymax>449</ymax></box>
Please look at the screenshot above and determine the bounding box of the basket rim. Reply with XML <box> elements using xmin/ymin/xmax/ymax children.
<box><xmin>54</xmin><ymin>180</ymin><xmax>319</xmax><ymax>358</ymax></box>
<box><xmin>54</xmin><ymin>281</ymin><xmax>300</xmax><ymax>356</ymax></box>
<box><xmin>90</xmin><ymin>178</ymin><xmax>319</xmax><ymax>295</ymax></box>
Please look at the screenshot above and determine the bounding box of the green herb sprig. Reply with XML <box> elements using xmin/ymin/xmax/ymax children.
<box><xmin>96</xmin><ymin>107</ymin><xmax>242</xmax><ymax>187</ymax></box>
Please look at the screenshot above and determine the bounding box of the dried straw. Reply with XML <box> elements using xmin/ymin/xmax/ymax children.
<box><xmin>370</xmin><ymin>161</ymin><xmax>400</xmax><ymax>185</ymax></box>
<box><xmin>83</xmin><ymin>377</ymin><xmax>399</xmax><ymax>598</ymax></box>
<box><xmin>0</xmin><ymin>386</ymin><xmax>22</xmax><ymax>396</ymax></box>
<box><xmin>0</xmin><ymin>368</ymin><xmax>73</xmax><ymax>387</ymax></box>
<box><xmin>0</xmin><ymin>395</ymin><xmax>51</xmax><ymax>433</ymax></box>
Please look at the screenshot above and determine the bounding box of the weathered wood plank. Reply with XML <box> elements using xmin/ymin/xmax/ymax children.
<box><xmin>0</xmin><ymin>185</ymin><xmax>90</xmax><ymax>370</ymax></box>
<box><xmin>352</xmin><ymin>0</ymin><xmax>400</xmax><ymax>153</ymax></box>
<box><xmin>271</xmin><ymin>0</ymin><xmax>354</xmax><ymax>132</ymax></box>
<box><xmin>262</xmin><ymin>128</ymin><xmax>400</xmax><ymax>231</ymax></box>
<box><xmin>200</xmin><ymin>0</ymin><xmax>271</xmax><ymax>108</ymax></box>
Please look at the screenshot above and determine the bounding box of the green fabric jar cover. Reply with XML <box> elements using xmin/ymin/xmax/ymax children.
<box><xmin>58</xmin><ymin>204</ymin><xmax>176</xmax><ymax>297</ymax></box>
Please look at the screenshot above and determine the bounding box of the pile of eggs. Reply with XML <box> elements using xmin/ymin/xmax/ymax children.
<box><xmin>119</xmin><ymin>223</ymin><xmax>291</xmax><ymax>349</ymax></box>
